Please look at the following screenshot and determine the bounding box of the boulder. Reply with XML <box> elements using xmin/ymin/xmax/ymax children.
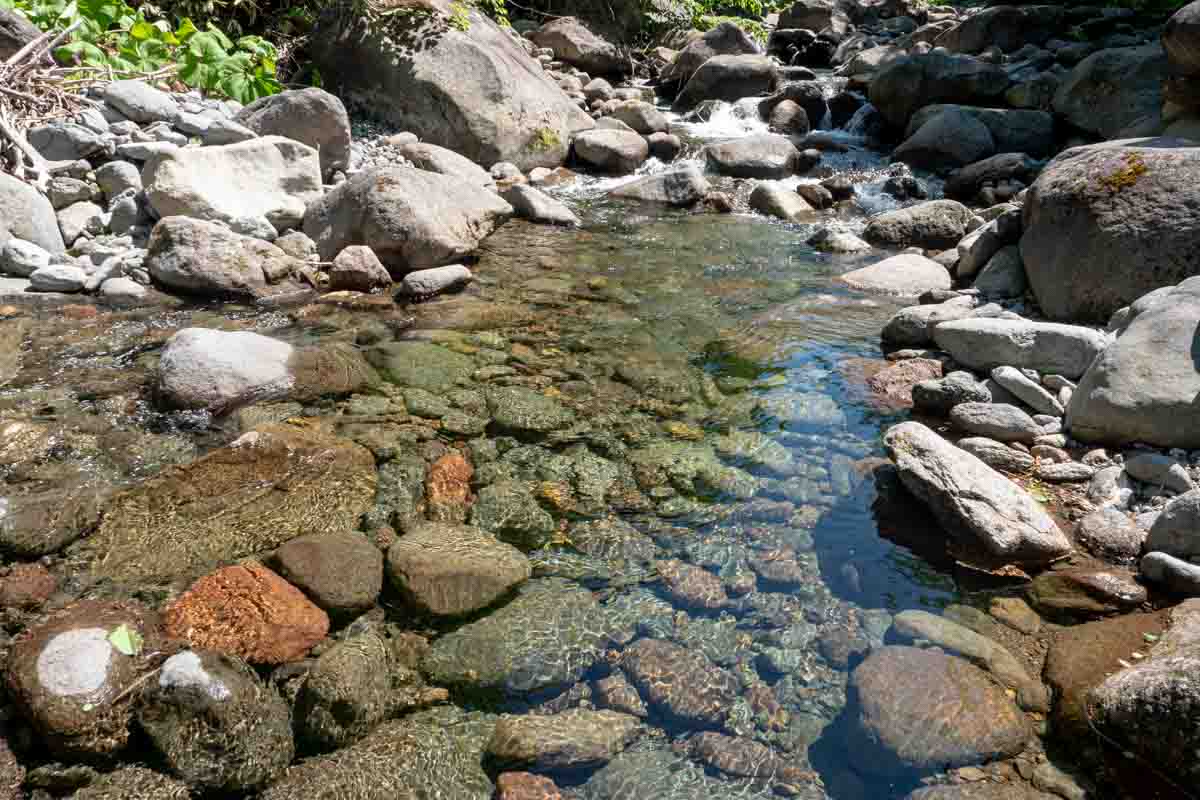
<box><xmin>946</xmin><ymin>153</ymin><xmax>1041</xmax><ymax>201</ymax></box>
<box><xmin>28</xmin><ymin>122</ymin><xmax>107</xmax><ymax>162</ymax></box>
<box><xmin>973</xmin><ymin>245</ymin><xmax>1027</xmax><ymax>298</ymax></box>
<box><xmin>839</xmin><ymin>253</ymin><xmax>951</xmax><ymax>296</ymax></box>
<box><xmin>950</xmin><ymin>402</ymin><xmax>1042</xmax><ymax>443</ymax></box>
<box><xmin>883</xmin><ymin>421</ymin><xmax>1071</xmax><ymax>563</ymax></box>
<box><xmin>5</xmin><ymin>600</ymin><xmax>161</xmax><ymax>758</ymax></box>
<box><xmin>71</xmin><ymin>424</ymin><xmax>376</xmax><ymax>587</ymax></box>
<box><xmin>779</xmin><ymin>0</ymin><xmax>843</xmax><ymax>32</ymax></box>
<box><xmin>270</xmin><ymin>532</ymin><xmax>384</xmax><ymax>618</ymax></box>
<box><xmin>894</xmin><ymin>108</ymin><xmax>995</xmax><ymax>170</ymax></box>
<box><xmin>608</xmin><ymin>101</ymin><xmax>669</xmax><ymax>135</ymax></box>
<box><xmin>705</xmin><ymin>134</ymin><xmax>801</xmax><ymax>179</ymax></box>
<box><xmin>849</xmin><ymin>646</ymin><xmax>1029</xmax><ymax>775</ymax></box>
<box><xmin>309</xmin><ymin>0</ymin><xmax>593</xmax><ymax>170</ymax></box>
<box><xmin>991</xmin><ymin>365</ymin><xmax>1063</xmax><ymax>416</ymax></box>
<box><xmin>768</xmin><ymin>99</ymin><xmax>810</xmax><ymax>135</ymax></box>
<box><xmin>1165</xmin><ymin>0</ymin><xmax>1200</xmax><ymax>76</ymax></box>
<box><xmin>662</xmin><ymin>22</ymin><xmax>762</xmax><ymax>87</ymax></box>
<box><xmin>138</xmin><ymin>650</ymin><xmax>294</xmax><ymax>791</ymax></box>
<box><xmin>572</xmin><ymin>129</ymin><xmax>649</xmax><ymax>174</ymax></box>
<box><xmin>936</xmin><ymin>5</ymin><xmax>1065</xmax><ymax>54</ymax></box>
<box><xmin>142</xmin><ymin>136</ymin><xmax>322</xmax><ymax>230</ymax></box>
<box><xmin>748</xmin><ymin>182</ymin><xmax>814</xmax><ymax>222</ymax></box>
<box><xmin>620</xmin><ymin>638</ymin><xmax>738</xmax><ymax>727</ymax></box>
<box><xmin>1141</xmin><ymin>551</ymin><xmax>1200</xmax><ymax>595</ymax></box>
<box><xmin>1146</xmin><ymin>490</ymin><xmax>1200</xmax><ymax>559</ymax></box>
<box><xmin>1124</xmin><ymin>452</ymin><xmax>1194</xmax><ymax>494</ymax></box>
<box><xmin>882</xmin><ymin>298</ymin><xmax>977</xmax><ymax>347</ymax></box>
<box><xmin>329</xmin><ymin>245</ymin><xmax>392</xmax><ymax>292</ymax></box>
<box><xmin>1077</xmin><ymin>506</ymin><xmax>1145</xmax><ymax>563</ymax></box>
<box><xmin>1067</xmin><ymin>278</ymin><xmax>1200</xmax><ymax>447</ymax></box>
<box><xmin>145</xmin><ymin>217</ymin><xmax>304</xmax><ymax>298</ymax></box>
<box><xmin>1053</xmin><ymin>44</ymin><xmax>1167</xmax><ymax>139</ymax></box>
<box><xmin>234</xmin><ymin>88</ymin><xmax>351</xmax><ymax>177</ymax></box>
<box><xmin>0</xmin><ymin>8</ymin><xmax>39</xmax><ymax>61</ymax></box>
<box><xmin>906</xmin><ymin>105</ymin><xmax>1054</xmax><ymax>158</ymax></box>
<box><xmin>530</xmin><ymin>17</ymin><xmax>625</xmax><ymax>75</ymax></box>
<box><xmin>863</xmin><ymin>199</ymin><xmax>975</xmax><ymax>250</ymax></box>
<box><xmin>912</xmin><ymin>370</ymin><xmax>992</xmax><ymax>415</ymax></box>
<box><xmin>500</xmin><ymin>184</ymin><xmax>580</xmax><ymax>226</ymax></box>
<box><xmin>387</xmin><ymin>522</ymin><xmax>530</xmax><ymax>616</ymax></box>
<box><xmin>0</xmin><ymin>173</ymin><xmax>65</xmax><ymax>254</ymax></box>
<box><xmin>1029</xmin><ymin>566</ymin><xmax>1147</xmax><ymax>617</ymax></box>
<box><xmin>157</xmin><ymin>328</ymin><xmax>294</xmax><ymax>412</ymax></box>
<box><xmin>1021</xmin><ymin>138</ymin><xmax>1200</xmax><ymax>322</ymax></box>
<box><xmin>758</xmin><ymin>81</ymin><xmax>828</xmax><ymax>130</ymax></box>
<box><xmin>1089</xmin><ymin>599</ymin><xmax>1200</xmax><ymax>783</ymax></box>
<box><xmin>303</xmin><ymin>166</ymin><xmax>512</xmax><ymax>272</ymax></box>
<box><xmin>102</xmin><ymin>80</ymin><xmax>177</xmax><ymax>123</ymax></box>
<box><xmin>907</xmin><ymin>786</ymin><xmax>1058</xmax><ymax>800</ymax></box>
<box><xmin>673</xmin><ymin>55</ymin><xmax>778</xmax><ymax>110</ymax></box>
<box><xmin>400</xmin><ymin>264</ymin><xmax>473</xmax><ymax>298</ymax></box>
<box><xmin>869</xmin><ymin>52</ymin><xmax>1011</xmax><ymax>129</ymax></box>
<box><xmin>609</xmin><ymin>166</ymin><xmax>709</xmax><ymax>205</ymax></box>
<box><xmin>486</xmin><ymin>709</ymin><xmax>640</xmax><ymax>769</ymax></box>
<box><xmin>933</xmin><ymin>318</ymin><xmax>1108</xmax><ymax>380</ymax></box>
<box><xmin>30</xmin><ymin>263</ymin><xmax>86</xmax><ymax>292</ymax></box>
<box><xmin>956</xmin><ymin>437</ymin><xmax>1035</xmax><ymax>474</ymax></box>
<box><xmin>164</xmin><ymin>562</ymin><xmax>329</xmax><ymax>664</ymax></box>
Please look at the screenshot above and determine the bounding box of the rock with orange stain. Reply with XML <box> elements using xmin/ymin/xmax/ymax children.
<box><xmin>426</xmin><ymin>450</ymin><xmax>473</xmax><ymax>522</ymax></box>
<box><xmin>0</xmin><ymin>564</ymin><xmax>57</xmax><ymax>609</ymax></box>
<box><xmin>496</xmin><ymin>772</ymin><xmax>564</xmax><ymax>800</ymax></box>
<box><xmin>164</xmin><ymin>562</ymin><xmax>328</xmax><ymax>664</ymax></box>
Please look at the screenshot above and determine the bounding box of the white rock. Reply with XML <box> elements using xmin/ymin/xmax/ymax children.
<box><xmin>29</xmin><ymin>264</ymin><xmax>86</xmax><ymax>292</ymax></box>
<box><xmin>157</xmin><ymin>328</ymin><xmax>295</xmax><ymax>412</ymax></box>
<box><xmin>0</xmin><ymin>238</ymin><xmax>50</xmax><ymax>277</ymax></box>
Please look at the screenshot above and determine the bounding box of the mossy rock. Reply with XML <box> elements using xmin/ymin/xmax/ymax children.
<box><xmin>71</xmin><ymin>766</ymin><xmax>191</xmax><ymax>800</ymax></box>
<box><xmin>368</xmin><ymin>342</ymin><xmax>475</xmax><ymax>392</ymax></box>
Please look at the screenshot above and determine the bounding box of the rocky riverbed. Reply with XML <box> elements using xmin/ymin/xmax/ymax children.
<box><xmin>0</xmin><ymin>0</ymin><xmax>1199</xmax><ymax>798</ymax></box>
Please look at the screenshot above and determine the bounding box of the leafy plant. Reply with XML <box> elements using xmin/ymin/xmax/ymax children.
<box><xmin>0</xmin><ymin>0</ymin><xmax>282</xmax><ymax>103</ymax></box>
<box><xmin>448</xmin><ymin>0</ymin><xmax>471</xmax><ymax>30</ymax></box>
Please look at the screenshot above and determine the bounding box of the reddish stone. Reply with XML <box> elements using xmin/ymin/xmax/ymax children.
<box><xmin>61</xmin><ymin>305</ymin><xmax>99</xmax><ymax>320</ymax></box>
<box><xmin>847</xmin><ymin>357</ymin><xmax>944</xmax><ymax>410</ymax></box>
<box><xmin>0</xmin><ymin>564</ymin><xmax>57</xmax><ymax>609</ymax></box>
<box><xmin>496</xmin><ymin>772</ymin><xmax>563</xmax><ymax>800</ymax></box>
<box><xmin>426</xmin><ymin>451</ymin><xmax>474</xmax><ymax>522</ymax></box>
<box><xmin>163</xmin><ymin>562</ymin><xmax>329</xmax><ymax>664</ymax></box>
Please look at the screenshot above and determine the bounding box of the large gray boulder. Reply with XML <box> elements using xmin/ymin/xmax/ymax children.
<box><xmin>663</xmin><ymin>21</ymin><xmax>761</xmax><ymax>87</ymax></box>
<box><xmin>934</xmin><ymin>318</ymin><xmax>1108</xmax><ymax>380</ymax></box>
<box><xmin>945</xmin><ymin>153</ymin><xmax>1041</xmax><ymax>201</ymax></box>
<box><xmin>839</xmin><ymin>253</ymin><xmax>951</xmax><ymax>296</ymax></box>
<box><xmin>529</xmin><ymin>17</ymin><xmax>625</xmax><ymax>75</ymax></box>
<box><xmin>674</xmin><ymin>55</ymin><xmax>779</xmax><ymax>110</ymax></box>
<box><xmin>234</xmin><ymin>88</ymin><xmax>351</xmax><ymax>178</ymax></box>
<box><xmin>395</xmin><ymin>142</ymin><xmax>494</xmax><ymax>187</ymax></box>
<box><xmin>883</xmin><ymin>421</ymin><xmax>1071</xmax><ymax>563</ymax></box>
<box><xmin>894</xmin><ymin>108</ymin><xmax>996</xmax><ymax>170</ymax></box>
<box><xmin>1146</xmin><ymin>490</ymin><xmax>1200</xmax><ymax>559</ymax></box>
<box><xmin>146</xmin><ymin>217</ymin><xmax>304</xmax><ymax>298</ymax></box>
<box><xmin>1165</xmin><ymin>0</ymin><xmax>1200</xmax><ymax>76</ymax></box>
<box><xmin>869</xmin><ymin>52</ymin><xmax>1010</xmax><ymax>129</ymax></box>
<box><xmin>749</xmin><ymin>182</ymin><xmax>814</xmax><ymax>222</ymax></box>
<box><xmin>1089</xmin><ymin>599</ymin><xmax>1200</xmax><ymax>785</ymax></box>
<box><xmin>905</xmin><ymin>105</ymin><xmax>1055</xmax><ymax>158</ymax></box>
<box><xmin>309</xmin><ymin>0</ymin><xmax>594</xmax><ymax>171</ymax></box>
<box><xmin>1053</xmin><ymin>44</ymin><xmax>1167</xmax><ymax>139</ymax></box>
<box><xmin>302</xmin><ymin>166</ymin><xmax>512</xmax><ymax>273</ymax></box>
<box><xmin>572</xmin><ymin>129</ymin><xmax>649</xmax><ymax>174</ymax></box>
<box><xmin>0</xmin><ymin>173</ymin><xmax>65</xmax><ymax>255</ymax></box>
<box><xmin>157</xmin><ymin>328</ymin><xmax>295</xmax><ymax>412</ymax></box>
<box><xmin>102</xmin><ymin>80</ymin><xmax>178</xmax><ymax>124</ymax></box>
<box><xmin>935</xmin><ymin>5</ymin><xmax>1065</xmax><ymax>55</ymax></box>
<box><xmin>609</xmin><ymin>166</ymin><xmax>710</xmax><ymax>205</ymax></box>
<box><xmin>779</xmin><ymin>0</ymin><xmax>844</xmax><ymax>32</ymax></box>
<box><xmin>143</xmin><ymin>136</ymin><xmax>323</xmax><ymax>230</ymax></box>
<box><xmin>1068</xmin><ymin>279</ymin><xmax>1200</xmax><ymax>449</ymax></box>
<box><xmin>1021</xmin><ymin>137</ymin><xmax>1200</xmax><ymax>322</ymax></box>
<box><xmin>863</xmin><ymin>199</ymin><xmax>975</xmax><ymax>250</ymax></box>
<box><xmin>704</xmin><ymin>134</ymin><xmax>801</xmax><ymax>179</ymax></box>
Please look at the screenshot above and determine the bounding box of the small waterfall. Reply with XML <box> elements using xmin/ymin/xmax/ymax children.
<box><xmin>844</xmin><ymin>102</ymin><xmax>877</xmax><ymax>135</ymax></box>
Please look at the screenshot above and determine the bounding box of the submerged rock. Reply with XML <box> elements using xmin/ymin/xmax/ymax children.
<box><xmin>620</xmin><ymin>638</ymin><xmax>738</xmax><ymax>728</ymax></box>
<box><xmin>270</xmin><ymin>531</ymin><xmax>384</xmax><ymax>619</ymax></box>
<box><xmin>70</xmin><ymin>766</ymin><xmax>190</xmax><ymax>800</ymax></box>
<box><xmin>487</xmin><ymin>709</ymin><xmax>641</xmax><ymax>770</ymax></box>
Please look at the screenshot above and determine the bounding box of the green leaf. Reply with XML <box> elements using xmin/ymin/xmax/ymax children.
<box><xmin>175</xmin><ymin>17</ymin><xmax>198</xmax><ymax>42</ymax></box>
<box><xmin>108</xmin><ymin>624</ymin><xmax>143</xmax><ymax>657</ymax></box>
<box><xmin>204</xmin><ymin>21</ymin><xmax>233</xmax><ymax>50</ymax></box>
<box><xmin>129</xmin><ymin>19</ymin><xmax>155</xmax><ymax>40</ymax></box>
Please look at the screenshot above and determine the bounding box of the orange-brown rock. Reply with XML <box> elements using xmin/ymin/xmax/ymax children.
<box><xmin>0</xmin><ymin>564</ymin><xmax>57</xmax><ymax>609</ymax></box>
<box><xmin>164</xmin><ymin>562</ymin><xmax>329</xmax><ymax>664</ymax></box>
<box><xmin>426</xmin><ymin>450</ymin><xmax>473</xmax><ymax>522</ymax></box>
<box><xmin>496</xmin><ymin>772</ymin><xmax>564</xmax><ymax>800</ymax></box>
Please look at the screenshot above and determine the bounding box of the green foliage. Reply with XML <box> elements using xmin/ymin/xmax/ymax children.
<box><xmin>695</xmin><ymin>13</ymin><xmax>767</xmax><ymax>43</ymax></box>
<box><xmin>0</xmin><ymin>0</ymin><xmax>281</xmax><ymax>103</ymax></box>
<box><xmin>448</xmin><ymin>0</ymin><xmax>472</xmax><ymax>30</ymax></box>
<box><xmin>640</xmin><ymin>0</ymin><xmax>767</xmax><ymax>44</ymax></box>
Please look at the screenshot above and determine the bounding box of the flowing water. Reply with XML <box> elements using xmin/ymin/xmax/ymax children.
<box><xmin>2</xmin><ymin>85</ymin><xmax>1021</xmax><ymax>798</ymax></box>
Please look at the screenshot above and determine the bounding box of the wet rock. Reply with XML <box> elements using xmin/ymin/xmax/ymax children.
<box><xmin>807</xmin><ymin>226</ymin><xmax>871</xmax><ymax>253</ymax></box>
<box><xmin>674</xmin><ymin>54</ymin><xmax>778</xmax><ymax>110</ymax></box>
<box><xmin>5</xmin><ymin>600</ymin><xmax>162</xmax><ymax>757</ymax></box>
<box><xmin>0</xmin><ymin>563</ymin><xmax>57</xmax><ymax>609</ymax></box>
<box><xmin>646</xmin><ymin>132</ymin><xmax>682</xmax><ymax>161</ymax></box>
<box><xmin>689</xmin><ymin>732</ymin><xmax>797</xmax><ymax>780</ymax></box>
<box><xmin>848</xmin><ymin>646</ymin><xmax>1029</xmax><ymax>776</ymax></box>
<box><xmin>329</xmin><ymin>245</ymin><xmax>392</xmax><ymax>292</ymax></box>
<box><xmin>270</xmin><ymin>532</ymin><xmax>383</xmax><ymax>619</ymax></box>
<box><xmin>894</xmin><ymin>107</ymin><xmax>995</xmax><ymax>171</ymax></box>
<box><xmin>75</xmin><ymin>423</ymin><xmax>375</xmax><ymax>587</ymax></box>
<box><xmin>487</xmin><ymin>709</ymin><xmax>640</xmax><ymax>770</ymax></box>
<box><xmin>573</xmin><ymin>129</ymin><xmax>648</xmax><ymax>175</ymax></box>
<box><xmin>303</xmin><ymin>166</ymin><xmax>512</xmax><ymax>272</ymax></box>
<box><xmin>143</xmin><ymin>136</ymin><xmax>321</xmax><ymax>230</ymax></box>
<box><xmin>934</xmin><ymin>318</ymin><xmax>1107</xmax><ymax>380</ymax></box>
<box><xmin>797</xmin><ymin>182</ymin><xmax>833</xmax><ymax>209</ymax></box>
<box><xmin>71</xmin><ymin>766</ymin><xmax>191</xmax><ymax>800</ymax></box>
<box><xmin>0</xmin><ymin>484</ymin><xmax>106</xmax><ymax>558</ymax></box>
<box><xmin>1145</xmin><ymin>489</ymin><xmax>1200</xmax><ymax>560</ymax></box>
<box><xmin>261</xmin><ymin>708</ymin><xmax>493</xmax><ymax>800</ymax></box>
<box><xmin>907</xmin><ymin>785</ymin><xmax>1058</xmax><ymax>800</ymax></box>
<box><xmin>164</xmin><ymin>562</ymin><xmax>328</xmax><ymax>663</ymax></box>
<box><xmin>295</xmin><ymin>624</ymin><xmax>442</xmax><ymax>750</ymax></box>
<box><xmin>749</xmin><ymin>182</ymin><xmax>814</xmax><ymax>223</ymax></box>
<box><xmin>471</xmin><ymin>480</ymin><xmax>556</xmax><ymax>549</ymax></box>
<box><xmin>388</xmin><ymin>521</ymin><xmax>529</xmax><ymax>616</ymax></box>
<box><xmin>497</xmin><ymin>772</ymin><xmax>565</xmax><ymax>800</ymax></box>
<box><xmin>621</xmin><ymin>638</ymin><xmax>738</xmax><ymax>728</ymax></box>
<box><xmin>950</xmin><ymin>402</ymin><xmax>1041</xmax><ymax>444</ymax></box>
<box><xmin>862</xmin><ymin>357</ymin><xmax>943</xmax><ymax>410</ymax></box>
<box><xmin>912</xmin><ymin>370</ymin><xmax>990</xmax><ymax>415</ymax></box>
<box><xmin>990</xmin><ymin>596</ymin><xmax>1041</xmax><ymax>635</ymax></box>
<box><xmin>138</xmin><ymin>650</ymin><xmax>293</xmax><ymax>791</ymax></box>
<box><xmin>956</xmin><ymin>437</ymin><xmax>1034</xmax><ymax>473</ymax></box>
<box><xmin>656</xmin><ymin>559</ymin><xmax>727</xmax><ymax>610</ymax></box>
<box><xmin>704</xmin><ymin>134</ymin><xmax>801</xmax><ymax>179</ymax></box>
<box><xmin>1076</xmin><ymin>506</ymin><xmax>1144</xmax><ymax>562</ymax></box>
<box><xmin>593</xmin><ymin>673</ymin><xmax>649</xmax><ymax>717</ymax></box>
<box><xmin>1141</xmin><ymin>551</ymin><xmax>1200</xmax><ymax>595</ymax></box>
<box><xmin>1044</xmin><ymin>610</ymin><xmax>1168</xmax><ymax>738</ymax></box>
<box><xmin>840</xmin><ymin>253</ymin><xmax>951</xmax><ymax>297</ymax></box>
<box><xmin>768</xmin><ymin>99</ymin><xmax>810</xmax><ymax>135</ymax></box>
<box><xmin>426</xmin><ymin>451</ymin><xmax>474</xmax><ymax>522</ymax></box>
<box><xmin>423</xmin><ymin>578</ymin><xmax>612</xmax><ymax>692</ymax></box>
<box><xmin>610</xmin><ymin>165</ymin><xmax>709</xmax><ymax>205</ymax></box>
<box><xmin>715</xmin><ymin>429</ymin><xmax>794</xmax><ymax>476</ymax></box>
<box><xmin>486</xmin><ymin>385</ymin><xmax>575</xmax><ymax>433</ymax></box>
<box><xmin>863</xmin><ymin>199</ymin><xmax>975</xmax><ymax>250</ymax></box>
<box><xmin>1089</xmin><ymin>599</ymin><xmax>1200</xmax><ymax>783</ymax></box>
<box><xmin>157</xmin><ymin>327</ymin><xmax>294</xmax><ymax>412</ymax></box>
<box><xmin>884</xmin><ymin>421</ymin><xmax>1070</xmax><ymax>564</ymax></box>
<box><xmin>368</xmin><ymin>340</ymin><xmax>475</xmax><ymax>392</ymax></box>
<box><xmin>400</xmin><ymin>264</ymin><xmax>473</xmax><ymax>298</ymax></box>
<box><xmin>146</xmin><ymin>216</ymin><xmax>303</xmax><ymax>298</ymax></box>
<box><xmin>235</xmin><ymin>88</ymin><xmax>350</xmax><ymax>177</ymax></box>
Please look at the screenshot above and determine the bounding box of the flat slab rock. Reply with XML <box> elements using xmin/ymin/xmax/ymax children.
<box><xmin>620</xmin><ymin>638</ymin><xmax>739</xmax><ymax>728</ymax></box>
<box><xmin>486</xmin><ymin>709</ymin><xmax>641</xmax><ymax>770</ymax></box>
<box><xmin>884</xmin><ymin>421</ymin><xmax>1071</xmax><ymax>565</ymax></box>
<box><xmin>849</xmin><ymin>645</ymin><xmax>1030</xmax><ymax>776</ymax></box>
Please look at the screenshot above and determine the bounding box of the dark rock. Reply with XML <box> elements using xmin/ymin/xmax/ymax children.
<box><xmin>621</xmin><ymin>638</ymin><xmax>738</xmax><ymax>728</ymax></box>
<box><xmin>270</xmin><ymin>532</ymin><xmax>384</xmax><ymax>619</ymax></box>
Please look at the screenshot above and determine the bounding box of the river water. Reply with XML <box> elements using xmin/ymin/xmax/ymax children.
<box><xmin>4</xmin><ymin>88</ymin><xmax>1009</xmax><ymax>798</ymax></box>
